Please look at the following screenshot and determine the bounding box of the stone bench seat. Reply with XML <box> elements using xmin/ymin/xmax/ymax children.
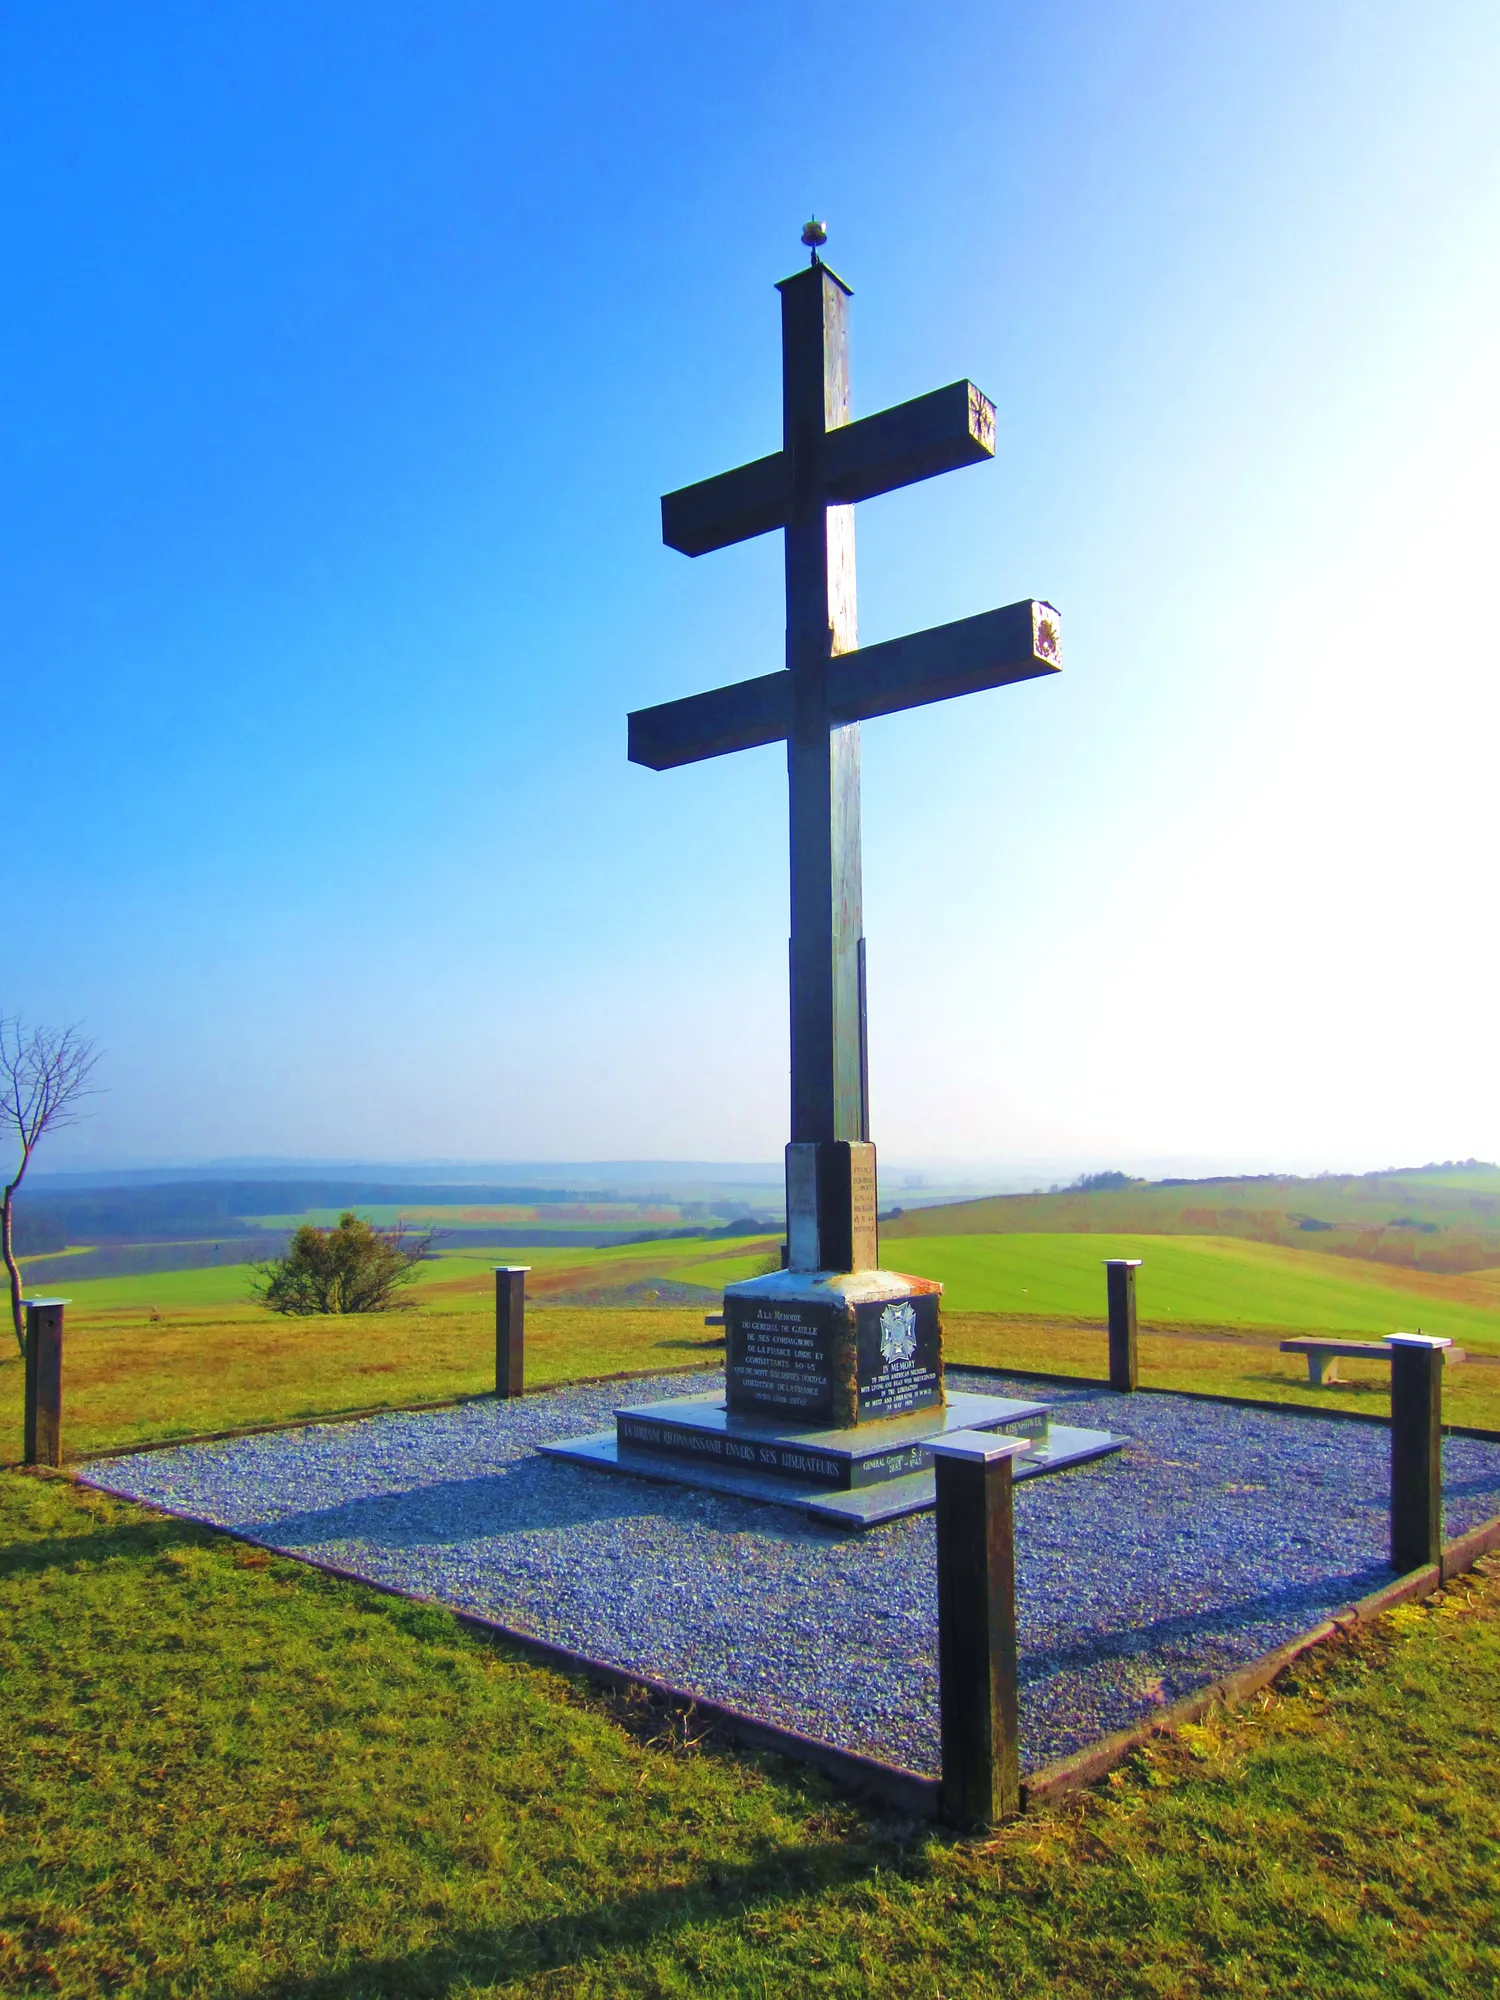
<box><xmin>1279</xmin><ymin>1336</ymin><xmax>1467</xmax><ymax>1387</ymax></box>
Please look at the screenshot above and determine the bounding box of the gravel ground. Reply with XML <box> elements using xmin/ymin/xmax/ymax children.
<box><xmin>81</xmin><ymin>1369</ymin><xmax>1500</xmax><ymax>1775</ymax></box>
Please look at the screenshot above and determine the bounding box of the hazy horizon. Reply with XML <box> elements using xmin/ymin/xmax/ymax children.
<box><xmin>28</xmin><ymin>1148</ymin><xmax>1494</xmax><ymax>1195</ymax></box>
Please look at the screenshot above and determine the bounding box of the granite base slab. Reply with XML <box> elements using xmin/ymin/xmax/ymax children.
<box><xmin>540</xmin><ymin>1395</ymin><xmax>1125</xmax><ymax>1526</ymax></box>
<box><xmin>601</xmin><ymin>1387</ymin><xmax>1050</xmax><ymax>1490</ymax></box>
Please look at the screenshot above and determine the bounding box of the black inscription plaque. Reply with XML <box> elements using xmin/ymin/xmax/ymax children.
<box><xmin>855</xmin><ymin>1293</ymin><xmax>943</xmax><ymax>1419</ymax></box>
<box><xmin>726</xmin><ymin>1298</ymin><xmax>839</xmax><ymax>1422</ymax></box>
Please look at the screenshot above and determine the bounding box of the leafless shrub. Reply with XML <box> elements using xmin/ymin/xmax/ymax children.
<box><xmin>0</xmin><ymin>1018</ymin><xmax>101</xmax><ymax>1354</ymax></box>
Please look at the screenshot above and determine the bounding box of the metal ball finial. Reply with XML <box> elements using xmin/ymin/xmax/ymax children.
<box><xmin>801</xmin><ymin>217</ymin><xmax>828</xmax><ymax>249</ymax></box>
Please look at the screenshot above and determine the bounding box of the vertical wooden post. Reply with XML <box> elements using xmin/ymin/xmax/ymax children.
<box><xmin>1389</xmin><ymin>1333</ymin><xmax>1448</xmax><ymax>1572</ymax></box>
<box><xmin>494</xmin><ymin>1267</ymin><xmax>529</xmax><ymax>1399</ymax></box>
<box><xmin>22</xmin><ymin>1298</ymin><xmax>67</xmax><ymax>1468</ymax></box>
<box><xmin>1104</xmin><ymin>1259</ymin><xmax>1141</xmax><ymax>1392</ymax></box>
<box><xmin>929</xmin><ymin>1430</ymin><xmax>1029</xmax><ymax>1827</ymax></box>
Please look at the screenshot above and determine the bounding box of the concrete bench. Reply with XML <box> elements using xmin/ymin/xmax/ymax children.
<box><xmin>1280</xmin><ymin>1336</ymin><xmax>1467</xmax><ymax>1386</ymax></box>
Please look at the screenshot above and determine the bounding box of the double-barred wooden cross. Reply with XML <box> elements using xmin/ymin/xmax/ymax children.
<box><xmin>629</xmin><ymin>236</ymin><xmax>1061</xmax><ymax>1273</ymax></box>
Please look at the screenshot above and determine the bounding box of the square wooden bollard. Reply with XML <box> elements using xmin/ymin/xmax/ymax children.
<box><xmin>494</xmin><ymin>1267</ymin><xmax>530</xmax><ymax>1399</ymax></box>
<box><xmin>929</xmin><ymin>1429</ymin><xmax>1029</xmax><ymax>1827</ymax></box>
<box><xmin>1389</xmin><ymin>1333</ymin><xmax>1449</xmax><ymax>1572</ymax></box>
<box><xmin>1104</xmin><ymin>1258</ymin><xmax>1141</xmax><ymax>1392</ymax></box>
<box><xmin>22</xmin><ymin>1298</ymin><xmax>67</xmax><ymax>1468</ymax></box>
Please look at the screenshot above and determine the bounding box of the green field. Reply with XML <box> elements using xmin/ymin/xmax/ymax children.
<box><xmin>245</xmin><ymin>1206</ymin><xmax>706</xmax><ymax>1232</ymax></box>
<box><xmin>25</xmin><ymin>1237</ymin><xmax>776</xmax><ymax>1318</ymax></box>
<box><xmin>35</xmin><ymin>1227</ymin><xmax>1500</xmax><ymax>1349</ymax></box>
<box><xmin>15</xmin><ymin>1264</ymin><xmax>273</xmax><ymax>1315</ymax></box>
<box><xmin>884</xmin><ymin>1163</ymin><xmax>1500</xmax><ymax>1275</ymax></box>
<box><xmin>888</xmin><ymin>1233</ymin><xmax>1500</xmax><ymax>1348</ymax></box>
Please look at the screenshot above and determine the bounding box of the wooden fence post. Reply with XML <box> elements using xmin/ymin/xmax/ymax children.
<box><xmin>22</xmin><ymin>1298</ymin><xmax>67</xmax><ymax>1468</ymax></box>
<box><xmin>929</xmin><ymin>1429</ymin><xmax>1029</xmax><ymax>1827</ymax></box>
<box><xmin>494</xmin><ymin>1267</ymin><xmax>530</xmax><ymax>1399</ymax></box>
<box><xmin>1104</xmin><ymin>1258</ymin><xmax>1141</xmax><ymax>1392</ymax></box>
<box><xmin>1389</xmin><ymin>1332</ymin><xmax>1449</xmax><ymax>1572</ymax></box>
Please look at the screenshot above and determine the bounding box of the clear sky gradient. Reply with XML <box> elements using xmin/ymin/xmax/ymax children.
<box><xmin>7</xmin><ymin>1</ymin><xmax>1497</xmax><ymax>1177</ymax></box>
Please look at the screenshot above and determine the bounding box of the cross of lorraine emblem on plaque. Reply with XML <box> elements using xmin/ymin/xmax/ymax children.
<box><xmin>879</xmin><ymin>1300</ymin><xmax>918</xmax><ymax>1367</ymax></box>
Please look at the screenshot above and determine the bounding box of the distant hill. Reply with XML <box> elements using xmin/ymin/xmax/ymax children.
<box><xmin>880</xmin><ymin>1163</ymin><xmax>1500</xmax><ymax>1275</ymax></box>
<box><xmin>12</xmin><ymin>1179</ymin><xmax>628</xmax><ymax>1247</ymax></box>
<box><xmin>11</xmin><ymin>1176</ymin><xmax>771</xmax><ymax>1268</ymax></box>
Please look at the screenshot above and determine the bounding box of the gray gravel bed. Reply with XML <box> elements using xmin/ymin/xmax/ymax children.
<box><xmin>81</xmin><ymin>1369</ymin><xmax>1500</xmax><ymax>1776</ymax></box>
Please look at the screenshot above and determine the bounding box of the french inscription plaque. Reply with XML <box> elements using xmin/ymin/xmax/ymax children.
<box><xmin>726</xmin><ymin>1298</ymin><xmax>839</xmax><ymax>1424</ymax></box>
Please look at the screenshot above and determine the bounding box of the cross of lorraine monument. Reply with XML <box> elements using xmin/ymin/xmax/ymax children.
<box><xmin>544</xmin><ymin>225</ymin><xmax>1119</xmax><ymax>1522</ymax></box>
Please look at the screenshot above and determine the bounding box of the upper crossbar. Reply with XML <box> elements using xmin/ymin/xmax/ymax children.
<box><xmin>660</xmin><ymin>380</ymin><xmax>996</xmax><ymax>559</ymax></box>
<box><xmin>628</xmin><ymin>599</ymin><xmax>1061</xmax><ymax>771</ymax></box>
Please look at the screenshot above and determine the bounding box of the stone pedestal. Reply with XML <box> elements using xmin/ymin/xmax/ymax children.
<box><xmin>724</xmin><ymin>1267</ymin><xmax>943</xmax><ymax>1428</ymax></box>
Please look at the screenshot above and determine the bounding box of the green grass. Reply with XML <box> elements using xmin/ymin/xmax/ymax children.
<box><xmin>889</xmin><ymin>1233</ymin><xmax>1500</xmax><ymax>1349</ymax></box>
<box><xmin>2</xmin><ymin>1473</ymin><xmax>1498</xmax><ymax>1995</ymax></box>
<box><xmin>657</xmin><ymin>1248</ymin><xmax>780</xmax><ymax>1289</ymax></box>
<box><xmin>14</xmin><ymin>1265</ymin><xmax>273</xmax><ymax>1315</ymax></box>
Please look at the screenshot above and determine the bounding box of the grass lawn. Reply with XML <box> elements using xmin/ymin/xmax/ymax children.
<box><xmin>1</xmin><ymin>1472</ymin><xmax>1497</xmax><ymax>1996</ymax></box>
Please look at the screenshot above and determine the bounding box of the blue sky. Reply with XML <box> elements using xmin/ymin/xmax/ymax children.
<box><xmin>7</xmin><ymin>1</ymin><xmax>1498</xmax><ymax>1176</ymax></box>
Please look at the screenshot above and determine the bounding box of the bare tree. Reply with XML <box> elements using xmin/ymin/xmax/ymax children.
<box><xmin>0</xmin><ymin>1019</ymin><xmax>100</xmax><ymax>1355</ymax></box>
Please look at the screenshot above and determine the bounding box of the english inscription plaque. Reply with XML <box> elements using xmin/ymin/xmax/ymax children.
<box><xmin>855</xmin><ymin>1294</ymin><xmax>942</xmax><ymax>1419</ymax></box>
